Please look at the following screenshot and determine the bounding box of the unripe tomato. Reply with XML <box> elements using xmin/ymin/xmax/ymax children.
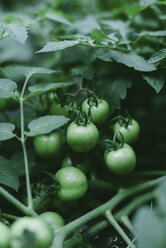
<box><xmin>40</xmin><ymin>212</ymin><xmax>64</xmax><ymax>230</ymax></box>
<box><xmin>11</xmin><ymin>217</ymin><xmax>54</xmax><ymax>248</ymax></box>
<box><xmin>33</xmin><ymin>131</ymin><xmax>63</xmax><ymax>158</ymax></box>
<box><xmin>113</xmin><ymin>119</ymin><xmax>140</xmax><ymax>144</ymax></box>
<box><xmin>49</xmin><ymin>102</ymin><xmax>69</xmax><ymax>117</ymax></box>
<box><xmin>104</xmin><ymin>144</ymin><xmax>136</xmax><ymax>175</ymax></box>
<box><xmin>0</xmin><ymin>222</ymin><xmax>11</xmax><ymax>248</ymax></box>
<box><xmin>55</xmin><ymin>167</ymin><xmax>88</xmax><ymax>201</ymax></box>
<box><xmin>66</xmin><ymin>122</ymin><xmax>99</xmax><ymax>153</ymax></box>
<box><xmin>82</xmin><ymin>98</ymin><xmax>110</xmax><ymax>125</ymax></box>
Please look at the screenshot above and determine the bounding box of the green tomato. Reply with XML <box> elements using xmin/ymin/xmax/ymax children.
<box><xmin>0</xmin><ymin>98</ymin><xmax>7</xmax><ymax>112</ymax></box>
<box><xmin>0</xmin><ymin>222</ymin><xmax>11</xmax><ymax>248</ymax></box>
<box><xmin>55</xmin><ymin>167</ymin><xmax>88</xmax><ymax>201</ymax></box>
<box><xmin>104</xmin><ymin>144</ymin><xmax>136</xmax><ymax>175</ymax></box>
<box><xmin>33</xmin><ymin>131</ymin><xmax>63</xmax><ymax>158</ymax></box>
<box><xmin>11</xmin><ymin>217</ymin><xmax>54</xmax><ymax>248</ymax></box>
<box><xmin>66</xmin><ymin>122</ymin><xmax>99</xmax><ymax>153</ymax></box>
<box><xmin>49</xmin><ymin>102</ymin><xmax>69</xmax><ymax>116</ymax></box>
<box><xmin>82</xmin><ymin>98</ymin><xmax>110</xmax><ymax>125</ymax></box>
<box><xmin>113</xmin><ymin>119</ymin><xmax>140</xmax><ymax>144</ymax></box>
<box><xmin>62</xmin><ymin>155</ymin><xmax>90</xmax><ymax>173</ymax></box>
<box><xmin>40</xmin><ymin>212</ymin><xmax>64</xmax><ymax>230</ymax></box>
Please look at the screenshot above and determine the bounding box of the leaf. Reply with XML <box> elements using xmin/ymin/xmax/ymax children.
<box><xmin>148</xmin><ymin>49</ymin><xmax>166</xmax><ymax>64</ymax></box>
<box><xmin>71</xmin><ymin>15</ymin><xmax>100</xmax><ymax>35</ymax></box>
<box><xmin>1</xmin><ymin>65</ymin><xmax>57</xmax><ymax>82</ymax></box>
<box><xmin>97</xmin><ymin>78</ymin><xmax>132</xmax><ymax>113</ymax></box>
<box><xmin>109</xmin><ymin>50</ymin><xmax>156</xmax><ymax>72</ymax></box>
<box><xmin>25</xmin><ymin>115</ymin><xmax>70</xmax><ymax>137</ymax></box>
<box><xmin>36</xmin><ymin>40</ymin><xmax>80</xmax><ymax>53</ymax></box>
<box><xmin>143</xmin><ymin>72</ymin><xmax>165</xmax><ymax>93</ymax></box>
<box><xmin>3</xmin><ymin>23</ymin><xmax>28</xmax><ymax>44</ymax></box>
<box><xmin>91</xmin><ymin>29</ymin><xmax>118</xmax><ymax>44</ymax></box>
<box><xmin>45</xmin><ymin>11</ymin><xmax>72</xmax><ymax>25</ymax></box>
<box><xmin>25</xmin><ymin>82</ymin><xmax>75</xmax><ymax>99</ymax></box>
<box><xmin>140</xmin><ymin>0</ymin><xmax>158</xmax><ymax>6</ymax></box>
<box><xmin>133</xmin><ymin>206</ymin><xmax>166</xmax><ymax>248</ymax></box>
<box><xmin>0</xmin><ymin>79</ymin><xmax>17</xmax><ymax>98</ymax></box>
<box><xmin>8</xmin><ymin>151</ymin><xmax>36</xmax><ymax>177</ymax></box>
<box><xmin>0</xmin><ymin>123</ymin><xmax>16</xmax><ymax>141</ymax></box>
<box><xmin>139</xmin><ymin>30</ymin><xmax>166</xmax><ymax>37</ymax></box>
<box><xmin>0</xmin><ymin>156</ymin><xmax>19</xmax><ymax>191</ymax></box>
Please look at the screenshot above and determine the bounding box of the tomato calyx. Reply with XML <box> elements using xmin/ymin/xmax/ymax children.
<box><xmin>104</xmin><ymin>132</ymin><xmax>124</xmax><ymax>151</ymax></box>
<box><xmin>73</xmin><ymin>108</ymin><xmax>92</xmax><ymax>126</ymax></box>
<box><xmin>87</xmin><ymin>91</ymin><xmax>99</xmax><ymax>108</ymax></box>
<box><xmin>111</xmin><ymin>112</ymin><xmax>132</xmax><ymax>128</ymax></box>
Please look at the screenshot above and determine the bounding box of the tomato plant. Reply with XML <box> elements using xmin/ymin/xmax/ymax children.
<box><xmin>55</xmin><ymin>167</ymin><xmax>88</xmax><ymax>201</ymax></box>
<box><xmin>0</xmin><ymin>1</ymin><xmax>166</xmax><ymax>248</ymax></box>
<box><xmin>33</xmin><ymin>131</ymin><xmax>63</xmax><ymax>158</ymax></box>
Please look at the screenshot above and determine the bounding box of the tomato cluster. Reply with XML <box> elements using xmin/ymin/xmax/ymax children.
<box><xmin>0</xmin><ymin>212</ymin><xmax>64</xmax><ymax>248</ymax></box>
<box><xmin>31</xmin><ymin>91</ymin><xmax>140</xmax><ymax>202</ymax></box>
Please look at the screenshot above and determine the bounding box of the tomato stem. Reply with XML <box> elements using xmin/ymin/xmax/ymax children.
<box><xmin>20</xmin><ymin>76</ymin><xmax>33</xmax><ymax>210</ymax></box>
<box><xmin>105</xmin><ymin>210</ymin><xmax>136</xmax><ymax>248</ymax></box>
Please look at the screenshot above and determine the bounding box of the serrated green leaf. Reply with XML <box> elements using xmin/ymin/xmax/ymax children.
<box><xmin>143</xmin><ymin>72</ymin><xmax>165</xmax><ymax>93</ymax></box>
<box><xmin>36</xmin><ymin>40</ymin><xmax>80</xmax><ymax>53</ymax></box>
<box><xmin>1</xmin><ymin>65</ymin><xmax>57</xmax><ymax>82</ymax></box>
<box><xmin>97</xmin><ymin>78</ymin><xmax>132</xmax><ymax>113</ymax></box>
<box><xmin>0</xmin><ymin>123</ymin><xmax>16</xmax><ymax>141</ymax></box>
<box><xmin>45</xmin><ymin>11</ymin><xmax>72</xmax><ymax>25</ymax></box>
<box><xmin>109</xmin><ymin>50</ymin><xmax>156</xmax><ymax>72</ymax></box>
<box><xmin>25</xmin><ymin>115</ymin><xmax>70</xmax><ymax>137</ymax></box>
<box><xmin>25</xmin><ymin>81</ymin><xmax>75</xmax><ymax>99</ymax></box>
<box><xmin>91</xmin><ymin>29</ymin><xmax>117</xmax><ymax>44</ymax></box>
<box><xmin>3</xmin><ymin>23</ymin><xmax>28</xmax><ymax>44</ymax></box>
<box><xmin>0</xmin><ymin>156</ymin><xmax>19</xmax><ymax>191</ymax></box>
<box><xmin>148</xmin><ymin>49</ymin><xmax>166</xmax><ymax>64</ymax></box>
<box><xmin>0</xmin><ymin>79</ymin><xmax>17</xmax><ymax>98</ymax></box>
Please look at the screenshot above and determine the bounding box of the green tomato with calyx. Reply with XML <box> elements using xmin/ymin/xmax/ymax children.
<box><xmin>82</xmin><ymin>98</ymin><xmax>110</xmax><ymax>125</ymax></box>
<box><xmin>104</xmin><ymin>144</ymin><xmax>136</xmax><ymax>175</ymax></box>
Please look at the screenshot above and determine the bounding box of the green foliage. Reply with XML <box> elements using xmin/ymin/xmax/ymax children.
<box><xmin>0</xmin><ymin>0</ymin><xmax>166</xmax><ymax>247</ymax></box>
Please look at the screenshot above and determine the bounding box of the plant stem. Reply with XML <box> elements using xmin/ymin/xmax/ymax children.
<box><xmin>88</xmin><ymin>179</ymin><xmax>117</xmax><ymax>191</ymax></box>
<box><xmin>105</xmin><ymin>210</ymin><xmax>136</xmax><ymax>248</ymax></box>
<box><xmin>1</xmin><ymin>213</ymin><xmax>19</xmax><ymax>220</ymax></box>
<box><xmin>0</xmin><ymin>187</ymin><xmax>36</xmax><ymax>216</ymax></box>
<box><xmin>115</xmin><ymin>191</ymin><xmax>155</xmax><ymax>222</ymax></box>
<box><xmin>54</xmin><ymin>176</ymin><xmax>164</xmax><ymax>245</ymax></box>
<box><xmin>64</xmin><ymin>190</ymin><xmax>156</xmax><ymax>248</ymax></box>
<box><xmin>20</xmin><ymin>76</ymin><xmax>33</xmax><ymax>209</ymax></box>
